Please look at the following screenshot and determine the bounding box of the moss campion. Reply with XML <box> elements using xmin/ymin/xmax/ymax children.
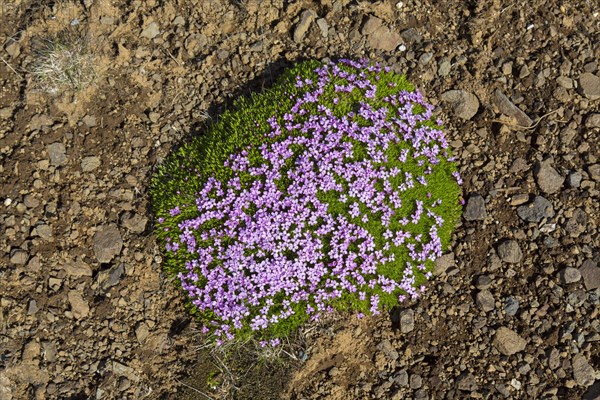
<box><xmin>151</xmin><ymin>59</ymin><xmax>462</xmax><ymax>344</ymax></box>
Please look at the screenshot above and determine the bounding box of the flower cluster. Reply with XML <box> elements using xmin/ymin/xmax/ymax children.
<box><xmin>153</xmin><ymin>59</ymin><xmax>462</xmax><ymax>343</ymax></box>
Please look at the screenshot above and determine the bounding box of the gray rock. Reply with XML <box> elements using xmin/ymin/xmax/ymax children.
<box><xmin>68</xmin><ymin>290</ymin><xmax>90</xmax><ymax>319</ymax></box>
<box><xmin>293</xmin><ymin>10</ymin><xmax>316</xmax><ymax>43</ymax></box>
<box><xmin>565</xmin><ymin>208</ymin><xmax>587</xmax><ymax>236</ymax></box>
<box><xmin>93</xmin><ymin>224</ymin><xmax>123</xmax><ymax>263</ymax></box>
<box><xmin>112</xmin><ymin>361</ymin><xmax>140</xmax><ymax>382</ymax></box>
<box><xmin>456</xmin><ymin>372</ymin><xmax>478</xmax><ymax>391</ymax></box>
<box><xmin>536</xmin><ymin>161</ymin><xmax>564</xmax><ymax>194</ymax></box>
<box><xmin>27</xmin><ymin>299</ymin><xmax>39</xmax><ymax>315</ymax></box>
<box><xmin>583</xmin><ymin>381</ymin><xmax>600</xmax><ymax>400</ymax></box>
<box><xmin>135</xmin><ymin>322</ymin><xmax>150</xmax><ymax>343</ymax></box>
<box><xmin>400</xmin><ymin>309</ymin><xmax>415</xmax><ymax>333</ymax></box>
<box><xmin>33</xmin><ymin>224</ymin><xmax>52</xmax><ymax>239</ymax></box>
<box><xmin>438</xmin><ymin>59</ymin><xmax>451</xmax><ymax>76</ymax></box>
<box><xmin>441</xmin><ymin>90</ymin><xmax>480</xmax><ymax>120</ymax></box>
<box><xmin>82</xmin><ymin>115</ymin><xmax>97</xmax><ymax>127</ymax></box>
<box><xmin>122</xmin><ymin>213</ymin><xmax>148</xmax><ymax>234</ymax></box>
<box><xmin>503</xmin><ymin>297</ymin><xmax>519</xmax><ymax>316</ymax></box>
<box><xmin>497</xmin><ymin>240</ymin><xmax>523</xmax><ymax>264</ymax></box>
<box><xmin>559</xmin><ymin>267</ymin><xmax>582</xmax><ymax>284</ymax></box>
<box><xmin>494</xmin><ymin>327</ymin><xmax>527</xmax><ymax>355</ymax></box>
<box><xmin>517</xmin><ymin>196</ymin><xmax>554</xmax><ymax>222</ymax></box>
<box><xmin>81</xmin><ymin>156</ymin><xmax>101</xmax><ymax>172</ymax></box>
<box><xmin>400</xmin><ymin>28</ymin><xmax>422</xmax><ymax>44</ymax></box>
<box><xmin>579</xmin><ymin>259</ymin><xmax>600</xmax><ymax>290</ymax></box>
<box><xmin>47</xmin><ymin>142</ymin><xmax>67</xmax><ymax>167</ymax></box>
<box><xmin>567</xmin><ymin>171</ymin><xmax>583</xmax><ymax>188</ymax></box>
<box><xmin>475</xmin><ymin>275</ymin><xmax>492</xmax><ymax>290</ymax></box>
<box><xmin>463</xmin><ymin>193</ymin><xmax>487</xmax><ymax>221</ymax></box>
<box><xmin>410</xmin><ymin>374</ymin><xmax>423</xmax><ymax>389</ymax></box>
<box><xmin>572</xmin><ymin>354</ymin><xmax>596</xmax><ymax>387</ymax></box>
<box><xmin>100</xmin><ymin>263</ymin><xmax>125</xmax><ymax>291</ymax></box>
<box><xmin>141</xmin><ymin>22</ymin><xmax>160</xmax><ymax>39</ymax></box>
<box><xmin>393</xmin><ymin>369</ymin><xmax>409</xmax><ymax>387</ymax></box>
<box><xmin>491</xmin><ymin>89</ymin><xmax>533</xmax><ymax>127</ymax></box>
<box><xmin>361</xmin><ymin>15</ymin><xmax>383</xmax><ymax>35</ymax></box>
<box><xmin>579</xmin><ymin>73</ymin><xmax>600</xmax><ymax>100</ymax></box>
<box><xmin>361</xmin><ymin>16</ymin><xmax>402</xmax><ymax>51</ymax></box>
<box><xmin>434</xmin><ymin>253</ymin><xmax>455</xmax><ymax>275</ymax></box>
<box><xmin>476</xmin><ymin>290</ymin><xmax>495</xmax><ymax>312</ymax></box>
<box><xmin>377</xmin><ymin>339</ymin><xmax>399</xmax><ymax>361</ymax></box>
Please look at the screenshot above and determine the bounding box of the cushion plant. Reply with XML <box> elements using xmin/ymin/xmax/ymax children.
<box><xmin>151</xmin><ymin>59</ymin><xmax>462</xmax><ymax>344</ymax></box>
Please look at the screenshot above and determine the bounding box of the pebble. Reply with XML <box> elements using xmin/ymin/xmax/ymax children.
<box><xmin>585</xmin><ymin>113</ymin><xmax>600</xmax><ymax>128</ymax></box>
<box><xmin>393</xmin><ymin>370</ymin><xmax>409</xmax><ymax>387</ymax></box>
<box><xmin>476</xmin><ymin>290</ymin><xmax>495</xmax><ymax>312</ymax></box>
<box><xmin>475</xmin><ymin>275</ymin><xmax>492</xmax><ymax>290</ymax></box>
<box><xmin>536</xmin><ymin>160</ymin><xmax>564</xmax><ymax>194</ymax></box>
<box><xmin>410</xmin><ymin>374</ymin><xmax>423</xmax><ymax>389</ymax></box>
<box><xmin>579</xmin><ymin>260</ymin><xmax>600</xmax><ymax>290</ymax></box>
<box><xmin>491</xmin><ymin>89</ymin><xmax>533</xmax><ymax>127</ymax></box>
<box><xmin>493</xmin><ymin>327</ymin><xmax>527</xmax><ymax>355</ymax></box>
<box><xmin>579</xmin><ymin>72</ymin><xmax>600</xmax><ymax>100</ymax></box>
<box><xmin>437</xmin><ymin>59</ymin><xmax>451</xmax><ymax>76</ymax></box>
<box><xmin>62</xmin><ymin>259</ymin><xmax>93</xmax><ymax>277</ymax></box>
<box><xmin>316</xmin><ymin>18</ymin><xmax>329</xmax><ymax>38</ymax></box>
<box><xmin>361</xmin><ymin>16</ymin><xmax>402</xmax><ymax>51</ymax></box>
<box><xmin>440</xmin><ymin>90</ymin><xmax>480</xmax><ymax>120</ymax></box>
<box><xmin>99</xmin><ymin>263</ymin><xmax>125</xmax><ymax>291</ymax></box>
<box><xmin>463</xmin><ymin>193</ymin><xmax>487</xmax><ymax>221</ymax></box>
<box><xmin>135</xmin><ymin>322</ymin><xmax>150</xmax><ymax>343</ymax></box>
<box><xmin>68</xmin><ymin>290</ymin><xmax>90</xmax><ymax>319</ymax></box>
<box><xmin>400</xmin><ymin>309</ymin><xmax>415</xmax><ymax>333</ymax></box>
<box><xmin>503</xmin><ymin>297</ymin><xmax>520</xmax><ymax>316</ymax></box>
<box><xmin>141</xmin><ymin>22</ymin><xmax>160</xmax><ymax>39</ymax></box>
<box><xmin>497</xmin><ymin>240</ymin><xmax>523</xmax><ymax>263</ymax></box>
<box><xmin>93</xmin><ymin>224</ymin><xmax>123</xmax><ymax>263</ymax></box>
<box><xmin>572</xmin><ymin>354</ymin><xmax>596</xmax><ymax>387</ymax></box>
<box><xmin>47</xmin><ymin>143</ymin><xmax>67</xmax><ymax>167</ymax></box>
<box><xmin>588</xmin><ymin>164</ymin><xmax>600</xmax><ymax>181</ymax></box>
<box><xmin>293</xmin><ymin>10</ymin><xmax>316</xmax><ymax>43</ymax></box>
<box><xmin>559</xmin><ymin>267</ymin><xmax>582</xmax><ymax>284</ymax></box>
<box><xmin>10</xmin><ymin>249</ymin><xmax>29</xmax><ymax>265</ymax></box>
<box><xmin>516</xmin><ymin>196</ymin><xmax>554</xmax><ymax>222</ymax></box>
<box><xmin>567</xmin><ymin>171</ymin><xmax>583</xmax><ymax>188</ymax></box>
<box><xmin>122</xmin><ymin>213</ymin><xmax>148</xmax><ymax>234</ymax></box>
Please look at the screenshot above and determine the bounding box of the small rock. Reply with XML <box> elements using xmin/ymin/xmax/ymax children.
<box><xmin>377</xmin><ymin>339</ymin><xmax>399</xmax><ymax>361</ymax></box>
<box><xmin>438</xmin><ymin>59</ymin><xmax>451</xmax><ymax>76</ymax></box>
<box><xmin>22</xmin><ymin>340</ymin><xmax>41</xmax><ymax>361</ymax></box>
<box><xmin>5</xmin><ymin>41</ymin><xmax>20</xmax><ymax>58</ymax></box>
<box><xmin>441</xmin><ymin>90</ymin><xmax>480</xmax><ymax>120</ymax></box>
<box><xmin>400</xmin><ymin>28</ymin><xmax>422</xmax><ymax>44</ymax></box>
<box><xmin>456</xmin><ymin>372</ymin><xmax>479</xmax><ymax>391</ymax></box>
<box><xmin>112</xmin><ymin>361</ymin><xmax>140</xmax><ymax>382</ymax></box>
<box><xmin>475</xmin><ymin>275</ymin><xmax>492</xmax><ymax>290</ymax></box>
<box><xmin>434</xmin><ymin>253</ymin><xmax>455</xmax><ymax>275</ymax></box>
<box><xmin>62</xmin><ymin>259</ymin><xmax>93</xmax><ymax>277</ymax></box>
<box><xmin>82</xmin><ymin>115</ymin><xmax>97</xmax><ymax>127</ymax></box>
<box><xmin>81</xmin><ymin>156</ymin><xmax>101</xmax><ymax>172</ymax></box>
<box><xmin>361</xmin><ymin>15</ymin><xmax>383</xmax><ymax>35</ymax></box>
<box><xmin>42</xmin><ymin>342</ymin><xmax>57</xmax><ymax>362</ymax></box>
<box><xmin>0</xmin><ymin>106</ymin><xmax>14</xmax><ymax>120</ymax></box>
<box><xmin>583</xmin><ymin>381</ymin><xmax>600</xmax><ymax>400</ymax></box>
<box><xmin>492</xmin><ymin>89</ymin><xmax>533</xmax><ymax>127</ymax></box>
<box><xmin>497</xmin><ymin>240</ymin><xmax>523</xmax><ymax>263</ymax></box>
<box><xmin>33</xmin><ymin>224</ymin><xmax>52</xmax><ymax>239</ymax></box>
<box><xmin>47</xmin><ymin>143</ymin><xmax>67</xmax><ymax>167</ymax></box>
<box><xmin>494</xmin><ymin>327</ymin><xmax>527</xmax><ymax>355</ymax></box>
<box><xmin>579</xmin><ymin>73</ymin><xmax>600</xmax><ymax>100</ymax></box>
<box><xmin>588</xmin><ymin>164</ymin><xmax>600</xmax><ymax>182</ymax></box>
<box><xmin>93</xmin><ymin>224</ymin><xmax>123</xmax><ymax>263</ymax></box>
<box><xmin>517</xmin><ymin>196</ymin><xmax>554</xmax><ymax>222</ymax></box>
<box><xmin>510</xmin><ymin>193</ymin><xmax>530</xmax><ymax>206</ymax></box>
<box><xmin>293</xmin><ymin>10</ymin><xmax>316</xmax><ymax>43</ymax></box>
<box><xmin>585</xmin><ymin>113</ymin><xmax>600</xmax><ymax>128</ymax></box>
<box><xmin>567</xmin><ymin>171</ymin><xmax>583</xmax><ymax>188</ymax></box>
<box><xmin>536</xmin><ymin>160</ymin><xmax>564</xmax><ymax>194</ymax></box>
<box><xmin>559</xmin><ymin>267</ymin><xmax>582</xmax><ymax>284</ymax></box>
<box><xmin>503</xmin><ymin>297</ymin><xmax>520</xmax><ymax>316</ymax></box>
<box><xmin>393</xmin><ymin>370</ymin><xmax>409</xmax><ymax>387</ymax></box>
<box><xmin>476</xmin><ymin>290</ymin><xmax>495</xmax><ymax>312</ymax></box>
<box><xmin>463</xmin><ymin>193</ymin><xmax>487</xmax><ymax>221</ymax></box>
<box><xmin>135</xmin><ymin>322</ymin><xmax>150</xmax><ymax>343</ymax></box>
<box><xmin>10</xmin><ymin>249</ymin><xmax>29</xmax><ymax>265</ymax></box>
<box><xmin>572</xmin><ymin>354</ymin><xmax>596</xmax><ymax>387</ymax></box>
<box><xmin>316</xmin><ymin>18</ymin><xmax>329</xmax><ymax>38</ymax></box>
<box><xmin>68</xmin><ymin>291</ymin><xmax>90</xmax><ymax>319</ymax></box>
<box><xmin>509</xmin><ymin>157</ymin><xmax>530</xmax><ymax>173</ymax></box>
<box><xmin>565</xmin><ymin>208</ymin><xmax>587</xmax><ymax>236</ymax></box>
<box><xmin>27</xmin><ymin>299</ymin><xmax>39</xmax><ymax>315</ymax></box>
<box><xmin>141</xmin><ymin>22</ymin><xmax>160</xmax><ymax>39</ymax></box>
<box><xmin>400</xmin><ymin>309</ymin><xmax>414</xmax><ymax>333</ymax></box>
<box><xmin>29</xmin><ymin>114</ymin><xmax>53</xmax><ymax>131</ymax></box>
<box><xmin>579</xmin><ymin>259</ymin><xmax>600</xmax><ymax>290</ymax></box>
<box><xmin>99</xmin><ymin>263</ymin><xmax>125</xmax><ymax>291</ymax></box>
<box><xmin>122</xmin><ymin>213</ymin><xmax>148</xmax><ymax>234</ymax></box>
<box><xmin>362</xmin><ymin>16</ymin><xmax>402</xmax><ymax>51</ymax></box>
<box><xmin>410</xmin><ymin>374</ymin><xmax>423</xmax><ymax>390</ymax></box>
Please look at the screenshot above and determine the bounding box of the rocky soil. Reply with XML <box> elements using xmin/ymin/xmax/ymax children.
<box><xmin>1</xmin><ymin>0</ymin><xmax>599</xmax><ymax>399</ymax></box>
